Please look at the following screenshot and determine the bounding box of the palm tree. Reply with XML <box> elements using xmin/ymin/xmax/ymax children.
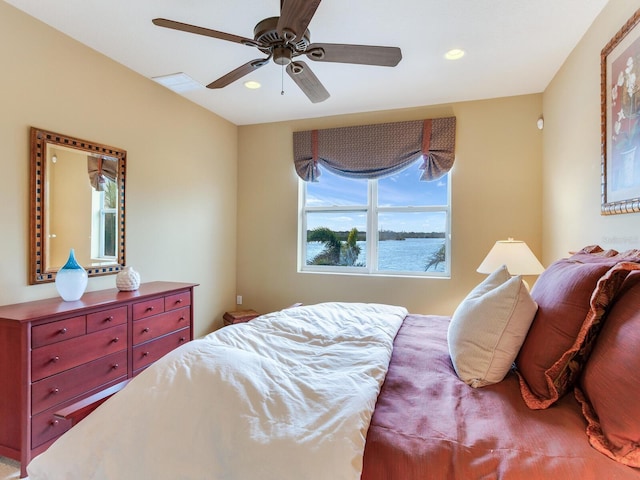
<box><xmin>342</xmin><ymin>227</ymin><xmax>361</xmax><ymax>266</ymax></box>
<box><xmin>308</xmin><ymin>227</ymin><xmax>342</xmax><ymax>265</ymax></box>
<box><xmin>308</xmin><ymin>227</ymin><xmax>362</xmax><ymax>266</ymax></box>
<box><xmin>425</xmin><ymin>244</ymin><xmax>446</xmax><ymax>271</ymax></box>
<box><xmin>104</xmin><ymin>179</ymin><xmax>118</xmax><ymax>209</ymax></box>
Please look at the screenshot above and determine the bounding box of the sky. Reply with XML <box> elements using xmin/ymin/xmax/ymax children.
<box><xmin>305</xmin><ymin>160</ymin><xmax>449</xmax><ymax>233</ymax></box>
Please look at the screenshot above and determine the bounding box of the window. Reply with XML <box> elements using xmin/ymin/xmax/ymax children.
<box><xmin>299</xmin><ymin>159</ymin><xmax>450</xmax><ymax>277</ymax></box>
<box><xmin>90</xmin><ymin>179</ymin><xmax>118</xmax><ymax>260</ymax></box>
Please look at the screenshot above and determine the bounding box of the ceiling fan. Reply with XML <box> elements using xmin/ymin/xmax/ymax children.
<box><xmin>152</xmin><ymin>0</ymin><xmax>402</xmax><ymax>103</ymax></box>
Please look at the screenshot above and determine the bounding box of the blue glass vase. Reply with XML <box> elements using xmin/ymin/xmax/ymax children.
<box><xmin>55</xmin><ymin>249</ymin><xmax>88</xmax><ymax>301</ymax></box>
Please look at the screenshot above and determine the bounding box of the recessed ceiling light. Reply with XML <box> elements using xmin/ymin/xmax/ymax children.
<box><xmin>445</xmin><ymin>49</ymin><xmax>465</xmax><ymax>60</ymax></box>
<box><xmin>244</xmin><ymin>80</ymin><xmax>261</xmax><ymax>89</ymax></box>
<box><xmin>151</xmin><ymin>72</ymin><xmax>203</xmax><ymax>92</ymax></box>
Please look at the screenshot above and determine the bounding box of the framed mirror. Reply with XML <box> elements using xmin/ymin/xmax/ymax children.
<box><xmin>29</xmin><ymin>127</ymin><xmax>126</xmax><ymax>284</ymax></box>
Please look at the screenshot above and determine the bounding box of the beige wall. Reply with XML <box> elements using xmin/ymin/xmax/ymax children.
<box><xmin>14</xmin><ymin>0</ymin><xmax>619</xmax><ymax>323</ymax></box>
<box><xmin>237</xmin><ymin>95</ymin><xmax>543</xmax><ymax>316</ymax></box>
<box><xmin>543</xmin><ymin>0</ymin><xmax>640</xmax><ymax>262</ymax></box>
<box><xmin>0</xmin><ymin>2</ymin><xmax>238</xmax><ymax>336</ymax></box>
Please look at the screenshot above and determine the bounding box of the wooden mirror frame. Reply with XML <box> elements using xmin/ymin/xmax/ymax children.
<box><xmin>29</xmin><ymin>127</ymin><xmax>126</xmax><ymax>284</ymax></box>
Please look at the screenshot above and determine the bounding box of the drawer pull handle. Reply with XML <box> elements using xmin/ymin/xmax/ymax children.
<box><xmin>50</xmin><ymin>419</ymin><xmax>59</xmax><ymax>427</ymax></box>
<box><xmin>51</xmin><ymin>356</ymin><xmax>60</xmax><ymax>363</ymax></box>
<box><xmin>175</xmin><ymin>299</ymin><xmax>183</xmax><ymax>304</ymax></box>
<box><xmin>142</xmin><ymin>327</ymin><xmax>150</xmax><ymax>333</ymax></box>
<box><xmin>179</xmin><ymin>336</ymin><xmax>186</xmax><ymax>342</ymax></box>
<box><xmin>145</xmin><ymin>306</ymin><xmax>154</xmax><ymax>312</ymax></box>
<box><xmin>111</xmin><ymin>337</ymin><xmax>120</xmax><ymax>343</ymax></box>
<box><xmin>51</xmin><ymin>388</ymin><xmax>59</xmax><ymax>395</ymax></box>
<box><xmin>59</xmin><ymin>327</ymin><xmax>67</xmax><ymax>335</ymax></box>
<box><xmin>105</xmin><ymin>316</ymin><xmax>113</xmax><ymax>323</ymax></box>
<box><xmin>142</xmin><ymin>351</ymin><xmax>149</xmax><ymax>357</ymax></box>
<box><xmin>112</xmin><ymin>363</ymin><xmax>119</xmax><ymax>369</ymax></box>
<box><xmin>179</xmin><ymin>316</ymin><xmax>185</xmax><ymax>322</ymax></box>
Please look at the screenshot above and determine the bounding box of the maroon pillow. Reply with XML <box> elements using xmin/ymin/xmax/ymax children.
<box><xmin>515</xmin><ymin>256</ymin><xmax>636</xmax><ymax>409</ymax></box>
<box><xmin>575</xmin><ymin>268</ymin><xmax>640</xmax><ymax>467</ymax></box>
<box><xmin>571</xmin><ymin>245</ymin><xmax>620</xmax><ymax>257</ymax></box>
<box><xmin>570</xmin><ymin>245</ymin><xmax>640</xmax><ymax>263</ymax></box>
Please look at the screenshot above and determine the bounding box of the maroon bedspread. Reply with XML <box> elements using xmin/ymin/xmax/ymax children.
<box><xmin>361</xmin><ymin>314</ymin><xmax>640</xmax><ymax>479</ymax></box>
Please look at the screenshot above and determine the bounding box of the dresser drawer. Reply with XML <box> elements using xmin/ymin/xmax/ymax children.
<box><xmin>86</xmin><ymin>306</ymin><xmax>127</xmax><ymax>333</ymax></box>
<box><xmin>132</xmin><ymin>306</ymin><xmax>191</xmax><ymax>346</ymax></box>
<box><xmin>32</xmin><ymin>324</ymin><xmax>127</xmax><ymax>381</ymax></box>
<box><xmin>132</xmin><ymin>297</ymin><xmax>165</xmax><ymax>320</ymax></box>
<box><xmin>31</xmin><ymin>409</ymin><xmax>73</xmax><ymax>449</ymax></box>
<box><xmin>32</xmin><ymin>316</ymin><xmax>86</xmax><ymax>348</ymax></box>
<box><xmin>133</xmin><ymin>328</ymin><xmax>189</xmax><ymax>372</ymax></box>
<box><xmin>32</xmin><ymin>351</ymin><xmax>128</xmax><ymax>415</ymax></box>
<box><xmin>165</xmin><ymin>291</ymin><xmax>191</xmax><ymax>311</ymax></box>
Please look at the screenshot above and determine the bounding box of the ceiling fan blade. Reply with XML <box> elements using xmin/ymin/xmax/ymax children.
<box><xmin>152</xmin><ymin>18</ymin><xmax>261</xmax><ymax>47</ymax></box>
<box><xmin>207</xmin><ymin>58</ymin><xmax>269</xmax><ymax>89</ymax></box>
<box><xmin>306</xmin><ymin>43</ymin><xmax>402</xmax><ymax>67</ymax></box>
<box><xmin>286</xmin><ymin>61</ymin><xmax>330</xmax><ymax>103</ymax></box>
<box><xmin>277</xmin><ymin>0</ymin><xmax>322</xmax><ymax>42</ymax></box>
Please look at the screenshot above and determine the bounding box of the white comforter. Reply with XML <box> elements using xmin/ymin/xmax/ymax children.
<box><xmin>28</xmin><ymin>302</ymin><xmax>406</xmax><ymax>480</ymax></box>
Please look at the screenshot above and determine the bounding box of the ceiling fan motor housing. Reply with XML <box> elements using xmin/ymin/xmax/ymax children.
<box><xmin>254</xmin><ymin>16</ymin><xmax>310</xmax><ymax>64</ymax></box>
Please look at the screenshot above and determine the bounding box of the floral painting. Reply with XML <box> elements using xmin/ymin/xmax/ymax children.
<box><xmin>602</xmin><ymin>9</ymin><xmax>640</xmax><ymax>215</ymax></box>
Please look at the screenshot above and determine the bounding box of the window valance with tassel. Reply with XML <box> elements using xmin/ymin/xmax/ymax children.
<box><xmin>88</xmin><ymin>155</ymin><xmax>118</xmax><ymax>191</ymax></box>
<box><xmin>293</xmin><ymin>116</ymin><xmax>456</xmax><ymax>182</ymax></box>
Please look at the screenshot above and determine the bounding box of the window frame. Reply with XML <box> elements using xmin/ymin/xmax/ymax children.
<box><xmin>91</xmin><ymin>186</ymin><xmax>118</xmax><ymax>261</ymax></box>
<box><xmin>98</xmin><ymin>203</ymin><xmax>117</xmax><ymax>259</ymax></box>
<box><xmin>298</xmin><ymin>167</ymin><xmax>451</xmax><ymax>278</ymax></box>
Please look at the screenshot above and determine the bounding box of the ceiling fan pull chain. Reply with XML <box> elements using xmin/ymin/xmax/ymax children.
<box><xmin>281</xmin><ymin>63</ymin><xmax>285</xmax><ymax>96</ymax></box>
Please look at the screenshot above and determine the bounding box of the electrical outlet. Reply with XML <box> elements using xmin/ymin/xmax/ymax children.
<box><xmin>236</xmin><ymin>295</ymin><xmax>242</xmax><ymax>305</ymax></box>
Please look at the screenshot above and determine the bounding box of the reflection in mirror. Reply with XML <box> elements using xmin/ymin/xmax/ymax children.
<box><xmin>30</xmin><ymin>128</ymin><xmax>126</xmax><ymax>284</ymax></box>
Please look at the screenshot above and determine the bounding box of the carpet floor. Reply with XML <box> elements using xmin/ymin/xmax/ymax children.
<box><xmin>0</xmin><ymin>456</ymin><xmax>20</xmax><ymax>480</ymax></box>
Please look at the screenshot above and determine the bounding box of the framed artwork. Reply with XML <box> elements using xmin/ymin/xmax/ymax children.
<box><xmin>602</xmin><ymin>9</ymin><xmax>640</xmax><ymax>215</ymax></box>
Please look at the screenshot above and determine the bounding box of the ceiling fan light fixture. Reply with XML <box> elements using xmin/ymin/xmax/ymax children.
<box><xmin>244</xmin><ymin>80</ymin><xmax>262</xmax><ymax>89</ymax></box>
<box><xmin>445</xmin><ymin>49</ymin><xmax>465</xmax><ymax>60</ymax></box>
<box><xmin>273</xmin><ymin>46</ymin><xmax>293</xmax><ymax>65</ymax></box>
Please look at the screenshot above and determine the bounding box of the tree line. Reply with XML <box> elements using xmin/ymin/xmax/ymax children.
<box><xmin>307</xmin><ymin>226</ymin><xmax>446</xmax><ymax>271</ymax></box>
<box><xmin>306</xmin><ymin>229</ymin><xmax>445</xmax><ymax>241</ymax></box>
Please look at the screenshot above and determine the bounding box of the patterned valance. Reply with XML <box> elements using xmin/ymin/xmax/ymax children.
<box><xmin>88</xmin><ymin>155</ymin><xmax>118</xmax><ymax>191</ymax></box>
<box><xmin>293</xmin><ymin>116</ymin><xmax>456</xmax><ymax>182</ymax></box>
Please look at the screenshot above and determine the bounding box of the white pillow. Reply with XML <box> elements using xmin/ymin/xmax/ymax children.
<box><xmin>448</xmin><ymin>265</ymin><xmax>538</xmax><ymax>388</ymax></box>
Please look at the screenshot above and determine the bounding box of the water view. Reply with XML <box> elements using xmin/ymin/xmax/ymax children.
<box><xmin>306</xmin><ymin>237</ymin><xmax>446</xmax><ymax>273</ymax></box>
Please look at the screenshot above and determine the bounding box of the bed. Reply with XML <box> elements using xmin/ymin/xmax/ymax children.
<box><xmin>27</xmin><ymin>247</ymin><xmax>640</xmax><ymax>479</ymax></box>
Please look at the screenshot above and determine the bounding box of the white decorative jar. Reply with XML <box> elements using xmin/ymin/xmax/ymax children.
<box><xmin>116</xmin><ymin>266</ymin><xmax>141</xmax><ymax>291</ymax></box>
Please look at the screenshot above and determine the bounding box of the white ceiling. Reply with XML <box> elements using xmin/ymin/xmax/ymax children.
<box><xmin>6</xmin><ymin>0</ymin><xmax>608</xmax><ymax>125</ymax></box>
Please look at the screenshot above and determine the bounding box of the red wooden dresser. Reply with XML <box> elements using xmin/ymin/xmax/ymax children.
<box><xmin>0</xmin><ymin>281</ymin><xmax>197</xmax><ymax>477</ymax></box>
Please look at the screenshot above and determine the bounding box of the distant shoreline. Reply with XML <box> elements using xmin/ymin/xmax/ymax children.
<box><xmin>306</xmin><ymin>229</ymin><xmax>445</xmax><ymax>242</ymax></box>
